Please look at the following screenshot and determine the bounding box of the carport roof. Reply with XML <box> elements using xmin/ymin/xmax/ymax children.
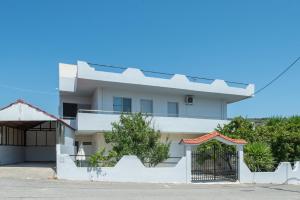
<box><xmin>0</xmin><ymin>99</ymin><xmax>74</xmax><ymax>130</ymax></box>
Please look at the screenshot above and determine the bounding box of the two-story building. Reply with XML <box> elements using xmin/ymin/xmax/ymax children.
<box><xmin>59</xmin><ymin>61</ymin><xmax>254</xmax><ymax>158</ymax></box>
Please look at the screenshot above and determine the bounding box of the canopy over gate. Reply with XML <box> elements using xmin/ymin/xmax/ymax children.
<box><xmin>180</xmin><ymin>131</ymin><xmax>247</xmax><ymax>146</ymax></box>
<box><xmin>180</xmin><ymin>131</ymin><xmax>246</xmax><ymax>183</ymax></box>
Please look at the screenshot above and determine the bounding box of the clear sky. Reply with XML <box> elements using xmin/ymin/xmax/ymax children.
<box><xmin>0</xmin><ymin>0</ymin><xmax>299</xmax><ymax>118</ymax></box>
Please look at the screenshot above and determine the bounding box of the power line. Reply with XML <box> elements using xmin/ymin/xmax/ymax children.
<box><xmin>0</xmin><ymin>84</ymin><xmax>57</xmax><ymax>96</ymax></box>
<box><xmin>254</xmin><ymin>56</ymin><xmax>300</xmax><ymax>95</ymax></box>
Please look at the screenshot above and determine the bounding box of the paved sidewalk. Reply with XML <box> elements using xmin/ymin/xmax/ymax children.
<box><xmin>0</xmin><ymin>162</ymin><xmax>55</xmax><ymax>179</ymax></box>
<box><xmin>0</xmin><ymin>178</ymin><xmax>299</xmax><ymax>200</ymax></box>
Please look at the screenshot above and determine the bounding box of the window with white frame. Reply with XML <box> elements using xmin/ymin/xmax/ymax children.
<box><xmin>167</xmin><ymin>102</ymin><xmax>179</xmax><ymax>117</ymax></box>
<box><xmin>113</xmin><ymin>97</ymin><xmax>132</xmax><ymax>113</ymax></box>
<box><xmin>140</xmin><ymin>99</ymin><xmax>153</xmax><ymax>114</ymax></box>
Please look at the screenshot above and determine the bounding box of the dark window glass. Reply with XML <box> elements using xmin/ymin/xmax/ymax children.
<box><xmin>168</xmin><ymin>102</ymin><xmax>179</xmax><ymax>117</ymax></box>
<box><xmin>113</xmin><ymin>97</ymin><xmax>132</xmax><ymax>113</ymax></box>
<box><xmin>63</xmin><ymin>103</ymin><xmax>78</xmax><ymax>118</ymax></box>
<box><xmin>113</xmin><ymin>97</ymin><xmax>122</xmax><ymax>112</ymax></box>
<box><xmin>123</xmin><ymin>98</ymin><xmax>132</xmax><ymax>112</ymax></box>
<box><xmin>75</xmin><ymin>141</ymin><xmax>79</xmax><ymax>153</ymax></box>
<box><xmin>141</xmin><ymin>99</ymin><xmax>153</xmax><ymax>114</ymax></box>
<box><xmin>82</xmin><ymin>141</ymin><xmax>92</xmax><ymax>145</ymax></box>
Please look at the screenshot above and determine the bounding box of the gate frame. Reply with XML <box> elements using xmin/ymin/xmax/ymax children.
<box><xmin>180</xmin><ymin>131</ymin><xmax>246</xmax><ymax>183</ymax></box>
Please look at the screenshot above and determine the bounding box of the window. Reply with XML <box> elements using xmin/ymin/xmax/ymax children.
<box><xmin>140</xmin><ymin>99</ymin><xmax>153</xmax><ymax>114</ymax></box>
<box><xmin>168</xmin><ymin>102</ymin><xmax>179</xmax><ymax>117</ymax></box>
<box><xmin>82</xmin><ymin>141</ymin><xmax>92</xmax><ymax>145</ymax></box>
<box><xmin>113</xmin><ymin>97</ymin><xmax>132</xmax><ymax>113</ymax></box>
<box><xmin>62</xmin><ymin>103</ymin><xmax>91</xmax><ymax>118</ymax></box>
<box><xmin>0</xmin><ymin>126</ymin><xmax>25</xmax><ymax>146</ymax></box>
<box><xmin>63</xmin><ymin>103</ymin><xmax>78</xmax><ymax>118</ymax></box>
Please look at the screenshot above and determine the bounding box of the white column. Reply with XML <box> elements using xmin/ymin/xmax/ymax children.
<box><xmin>185</xmin><ymin>145</ymin><xmax>192</xmax><ymax>183</ymax></box>
<box><xmin>237</xmin><ymin>145</ymin><xmax>244</xmax><ymax>182</ymax></box>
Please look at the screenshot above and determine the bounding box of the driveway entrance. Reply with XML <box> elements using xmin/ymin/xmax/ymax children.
<box><xmin>0</xmin><ymin>162</ymin><xmax>56</xmax><ymax>179</ymax></box>
<box><xmin>191</xmin><ymin>145</ymin><xmax>238</xmax><ymax>182</ymax></box>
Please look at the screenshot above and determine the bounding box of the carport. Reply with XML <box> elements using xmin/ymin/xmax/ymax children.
<box><xmin>0</xmin><ymin>99</ymin><xmax>71</xmax><ymax>165</ymax></box>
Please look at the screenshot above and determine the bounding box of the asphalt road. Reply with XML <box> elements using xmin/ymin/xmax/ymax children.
<box><xmin>0</xmin><ymin>178</ymin><xmax>299</xmax><ymax>200</ymax></box>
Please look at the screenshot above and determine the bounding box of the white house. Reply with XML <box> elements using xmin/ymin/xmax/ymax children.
<box><xmin>1</xmin><ymin>61</ymin><xmax>299</xmax><ymax>184</ymax></box>
<box><xmin>59</xmin><ymin>61</ymin><xmax>254</xmax><ymax>158</ymax></box>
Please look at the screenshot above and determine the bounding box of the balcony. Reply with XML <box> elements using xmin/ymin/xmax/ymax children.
<box><xmin>76</xmin><ymin>110</ymin><xmax>229</xmax><ymax>134</ymax></box>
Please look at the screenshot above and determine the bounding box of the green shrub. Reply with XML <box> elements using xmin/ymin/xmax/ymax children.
<box><xmin>88</xmin><ymin>148</ymin><xmax>117</xmax><ymax>167</ymax></box>
<box><xmin>244</xmin><ymin>142</ymin><xmax>275</xmax><ymax>172</ymax></box>
<box><xmin>217</xmin><ymin>116</ymin><xmax>300</xmax><ymax>170</ymax></box>
<box><xmin>104</xmin><ymin>113</ymin><xmax>170</xmax><ymax>167</ymax></box>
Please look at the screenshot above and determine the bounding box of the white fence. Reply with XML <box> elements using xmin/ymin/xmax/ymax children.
<box><xmin>57</xmin><ymin>154</ymin><xmax>188</xmax><ymax>183</ymax></box>
<box><xmin>240</xmin><ymin>160</ymin><xmax>300</xmax><ymax>185</ymax></box>
<box><xmin>56</xmin><ymin>144</ymin><xmax>300</xmax><ymax>184</ymax></box>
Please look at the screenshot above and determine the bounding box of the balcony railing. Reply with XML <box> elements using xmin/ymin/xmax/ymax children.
<box><xmin>77</xmin><ymin>109</ymin><xmax>225</xmax><ymax>120</ymax></box>
<box><xmin>88</xmin><ymin>63</ymin><xmax>250</xmax><ymax>89</ymax></box>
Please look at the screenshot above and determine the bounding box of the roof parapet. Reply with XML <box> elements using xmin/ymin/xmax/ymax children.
<box><xmin>60</xmin><ymin>61</ymin><xmax>255</xmax><ymax>100</ymax></box>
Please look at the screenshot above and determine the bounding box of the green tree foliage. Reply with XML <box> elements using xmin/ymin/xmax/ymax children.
<box><xmin>104</xmin><ymin>113</ymin><xmax>170</xmax><ymax>167</ymax></box>
<box><xmin>244</xmin><ymin>142</ymin><xmax>275</xmax><ymax>172</ymax></box>
<box><xmin>88</xmin><ymin>148</ymin><xmax>117</xmax><ymax>167</ymax></box>
<box><xmin>196</xmin><ymin>140</ymin><xmax>236</xmax><ymax>169</ymax></box>
<box><xmin>264</xmin><ymin>116</ymin><xmax>300</xmax><ymax>163</ymax></box>
<box><xmin>216</xmin><ymin>116</ymin><xmax>300</xmax><ymax>171</ymax></box>
<box><xmin>216</xmin><ymin>116</ymin><xmax>256</xmax><ymax>142</ymax></box>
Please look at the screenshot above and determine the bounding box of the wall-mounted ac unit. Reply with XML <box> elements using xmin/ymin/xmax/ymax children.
<box><xmin>185</xmin><ymin>95</ymin><xmax>194</xmax><ymax>105</ymax></box>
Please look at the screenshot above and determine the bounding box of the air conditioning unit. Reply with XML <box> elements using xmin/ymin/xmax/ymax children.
<box><xmin>185</xmin><ymin>95</ymin><xmax>194</xmax><ymax>105</ymax></box>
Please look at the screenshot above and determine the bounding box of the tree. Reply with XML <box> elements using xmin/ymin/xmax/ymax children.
<box><xmin>216</xmin><ymin>116</ymin><xmax>257</xmax><ymax>143</ymax></box>
<box><xmin>216</xmin><ymin>116</ymin><xmax>300</xmax><ymax>171</ymax></box>
<box><xmin>104</xmin><ymin>113</ymin><xmax>170</xmax><ymax>167</ymax></box>
<box><xmin>265</xmin><ymin>116</ymin><xmax>300</xmax><ymax>163</ymax></box>
<box><xmin>88</xmin><ymin>148</ymin><xmax>117</xmax><ymax>167</ymax></box>
<box><xmin>244</xmin><ymin>142</ymin><xmax>275</xmax><ymax>172</ymax></box>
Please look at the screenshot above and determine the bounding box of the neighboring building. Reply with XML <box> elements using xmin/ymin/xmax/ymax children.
<box><xmin>0</xmin><ymin>100</ymin><xmax>74</xmax><ymax>165</ymax></box>
<box><xmin>59</xmin><ymin>61</ymin><xmax>254</xmax><ymax>157</ymax></box>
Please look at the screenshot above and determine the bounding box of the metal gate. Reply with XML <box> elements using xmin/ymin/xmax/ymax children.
<box><xmin>191</xmin><ymin>145</ymin><xmax>238</xmax><ymax>182</ymax></box>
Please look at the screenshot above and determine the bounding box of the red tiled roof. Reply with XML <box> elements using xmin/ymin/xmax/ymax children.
<box><xmin>0</xmin><ymin>99</ymin><xmax>75</xmax><ymax>130</ymax></box>
<box><xmin>180</xmin><ymin>131</ymin><xmax>247</xmax><ymax>145</ymax></box>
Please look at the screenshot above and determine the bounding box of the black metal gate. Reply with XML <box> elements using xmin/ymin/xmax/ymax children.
<box><xmin>191</xmin><ymin>145</ymin><xmax>238</xmax><ymax>182</ymax></box>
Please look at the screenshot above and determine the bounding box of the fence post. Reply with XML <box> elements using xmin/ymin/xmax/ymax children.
<box><xmin>185</xmin><ymin>145</ymin><xmax>192</xmax><ymax>183</ymax></box>
<box><xmin>237</xmin><ymin>145</ymin><xmax>244</xmax><ymax>182</ymax></box>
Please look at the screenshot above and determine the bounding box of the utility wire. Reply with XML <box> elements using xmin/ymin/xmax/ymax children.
<box><xmin>254</xmin><ymin>56</ymin><xmax>300</xmax><ymax>95</ymax></box>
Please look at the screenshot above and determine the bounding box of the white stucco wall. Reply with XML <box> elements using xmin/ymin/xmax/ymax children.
<box><xmin>0</xmin><ymin>145</ymin><xmax>56</xmax><ymax>164</ymax></box>
<box><xmin>57</xmin><ymin>125</ymin><xmax>76</xmax><ymax>155</ymax></box>
<box><xmin>25</xmin><ymin>146</ymin><xmax>56</xmax><ymax>161</ymax></box>
<box><xmin>77</xmin><ymin>112</ymin><xmax>229</xmax><ymax>133</ymax></box>
<box><xmin>59</xmin><ymin>63</ymin><xmax>77</xmax><ymax>93</ymax></box>
<box><xmin>57</xmin><ymin>154</ymin><xmax>188</xmax><ymax>183</ymax></box>
<box><xmin>90</xmin><ymin>87</ymin><xmax>227</xmax><ymax>119</ymax></box>
<box><xmin>0</xmin><ymin>103</ymin><xmax>55</xmax><ymax>121</ymax></box>
<box><xmin>64</xmin><ymin>125</ymin><xmax>75</xmax><ymax>147</ymax></box>
<box><xmin>240</xmin><ymin>160</ymin><xmax>300</xmax><ymax>185</ymax></box>
<box><xmin>0</xmin><ymin>146</ymin><xmax>25</xmax><ymax>165</ymax></box>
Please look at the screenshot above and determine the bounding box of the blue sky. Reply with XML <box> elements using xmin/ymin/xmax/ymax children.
<box><xmin>0</xmin><ymin>0</ymin><xmax>299</xmax><ymax>118</ymax></box>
